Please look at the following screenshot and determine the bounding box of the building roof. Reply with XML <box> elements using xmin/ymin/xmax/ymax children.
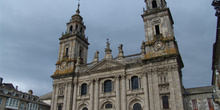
<box><xmin>39</xmin><ymin>92</ymin><xmax>52</xmax><ymax>100</ymax></box>
<box><xmin>0</xmin><ymin>83</ymin><xmax>50</xmax><ymax>107</ymax></box>
<box><xmin>184</xmin><ymin>86</ymin><xmax>213</xmax><ymax>95</ymax></box>
<box><xmin>1</xmin><ymin>83</ymin><xmax>15</xmax><ymax>90</ymax></box>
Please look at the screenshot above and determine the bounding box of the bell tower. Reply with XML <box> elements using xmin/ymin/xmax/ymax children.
<box><xmin>142</xmin><ymin>0</ymin><xmax>185</xmax><ymax>110</ymax></box>
<box><xmin>142</xmin><ymin>0</ymin><xmax>179</xmax><ymax>60</ymax></box>
<box><xmin>50</xmin><ymin>4</ymin><xmax>89</xmax><ymax>110</ymax></box>
<box><xmin>145</xmin><ymin>0</ymin><xmax>167</xmax><ymax>10</ymax></box>
<box><xmin>53</xmin><ymin>4</ymin><xmax>89</xmax><ymax>76</ymax></box>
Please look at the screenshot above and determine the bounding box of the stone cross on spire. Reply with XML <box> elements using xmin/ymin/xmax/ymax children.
<box><xmin>104</xmin><ymin>38</ymin><xmax>113</xmax><ymax>59</ymax></box>
<box><xmin>76</xmin><ymin>0</ymin><xmax>80</xmax><ymax>14</ymax></box>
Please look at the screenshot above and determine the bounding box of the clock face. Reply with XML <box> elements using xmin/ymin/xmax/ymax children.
<box><xmin>61</xmin><ymin>62</ymin><xmax>68</xmax><ymax>70</ymax></box>
<box><xmin>154</xmin><ymin>41</ymin><xmax>163</xmax><ymax>51</ymax></box>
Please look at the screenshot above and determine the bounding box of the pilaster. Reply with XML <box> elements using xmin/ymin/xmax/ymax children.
<box><xmin>171</xmin><ymin>65</ymin><xmax>184</xmax><ymax>110</ymax></box>
<box><xmin>115</xmin><ymin>75</ymin><xmax>120</xmax><ymax>110</ymax></box>
<box><xmin>167</xmin><ymin>65</ymin><xmax>177</xmax><ymax>110</ymax></box>
<box><xmin>121</xmin><ymin>75</ymin><xmax>127</xmax><ymax>110</ymax></box>
<box><xmin>152</xmin><ymin>68</ymin><xmax>160</xmax><ymax>110</ymax></box>
<box><xmin>54</xmin><ymin>84</ymin><xmax>59</xmax><ymax>110</ymax></box>
<box><xmin>90</xmin><ymin>79</ymin><xmax>94</xmax><ymax>110</ymax></box>
<box><xmin>72</xmin><ymin>81</ymin><xmax>78</xmax><ymax>110</ymax></box>
<box><xmin>94</xmin><ymin>79</ymin><xmax>99</xmax><ymax>110</ymax></box>
<box><xmin>50</xmin><ymin>84</ymin><xmax>56</xmax><ymax>110</ymax></box>
<box><xmin>142</xmin><ymin>72</ymin><xmax>150</xmax><ymax>110</ymax></box>
<box><xmin>63</xmin><ymin>83</ymin><xmax>68</xmax><ymax>110</ymax></box>
<box><xmin>66</xmin><ymin>82</ymin><xmax>73</xmax><ymax>110</ymax></box>
<box><xmin>147</xmin><ymin>69</ymin><xmax>154</xmax><ymax>110</ymax></box>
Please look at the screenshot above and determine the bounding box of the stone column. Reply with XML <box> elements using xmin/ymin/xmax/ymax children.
<box><xmin>121</xmin><ymin>75</ymin><xmax>127</xmax><ymax>110</ymax></box>
<box><xmin>72</xmin><ymin>81</ymin><xmax>78</xmax><ymax>110</ymax></box>
<box><xmin>143</xmin><ymin>72</ymin><xmax>150</xmax><ymax>110</ymax></box>
<box><xmin>116</xmin><ymin>76</ymin><xmax>120</xmax><ymax>110</ymax></box>
<box><xmin>94</xmin><ymin>79</ymin><xmax>99</xmax><ymax>110</ymax></box>
<box><xmin>90</xmin><ymin>79</ymin><xmax>94</xmax><ymax>110</ymax></box>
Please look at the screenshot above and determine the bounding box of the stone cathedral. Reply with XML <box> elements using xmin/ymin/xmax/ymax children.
<box><xmin>50</xmin><ymin>0</ymin><xmax>186</xmax><ymax>110</ymax></box>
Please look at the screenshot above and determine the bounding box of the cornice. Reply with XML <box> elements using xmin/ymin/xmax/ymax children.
<box><xmin>51</xmin><ymin>72</ymin><xmax>73</xmax><ymax>79</ymax></box>
<box><xmin>59</xmin><ymin>33</ymin><xmax>89</xmax><ymax>45</ymax></box>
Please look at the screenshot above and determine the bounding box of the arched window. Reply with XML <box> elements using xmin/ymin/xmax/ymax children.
<box><xmin>155</xmin><ymin>25</ymin><xmax>160</xmax><ymax>35</ymax></box>
<box><xmin>82</xmin><ymin>107</ymin><xmax>88</xmax><ymax>110</ymax></box>
<box><xmin>65</xmin><ymin>48</ymin><xmax>69</xmax><ymax>56</ymax></box>
<box><xmin>131</xmin><ymin>76</ymin><xmax>139</xmax><ymax>90</ymax></box>
<box><xmin>105</xmin><ymin>104</ymin><xmax>113</xmax><ymax>108</ymax></box>
<box><xmin>80</xmin><ymin>27</ymin><xmax>83</xmax><ymax>34</ymax></box>
<box><xmin>79</xmin><ymin>48</ymin><xmax>83</xmax><ymax>58</ymax></box>
<box><xmin>162</xmin><ymin>96</ymin><xmax>169</xmax><ymax>109</ymax></box>
<box><xmin>75</xmin><ymin>24</ymin><xmax>78</xmax><ymax>31</ymax></box>
<box><xmin>152</xmin><ymin>0</ymin><xmax>157</xmax><ymax>8</ymax></box>
<box><xmin>81</xmin><ymin>83</ymin><xmax>87</xmax><ymax>95</ymax></box>
<box><xmin>133</xmin><ymin>103</ymin><xmax>141</xmax><ymax>110</ymax></box>
<box><xmin>104</xmin><ymin>80</ymin><xmax>112</xmax><ymax>92</ymax></box>
<box><xmin>69</xmin><ymin>25</ymin><xmax>73</xmax><ymax>33</ymax></box>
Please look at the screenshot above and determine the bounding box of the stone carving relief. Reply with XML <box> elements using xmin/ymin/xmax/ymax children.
<box><xmin>152</xmin><ymin>18</ymin><xmax>161</xmax><ymax>25</ymax></box>
<box><xmin>59</xmin><ymin>84</ymin><xmax>65</xmax><ymax>96</ymax></box>
<box><xmin>159</xmin><ymin>83</ymin><xmax>169</xmax><ymax>94</ymax></box>
<box><xmin>91</xmin><ymin>60</ymin><xmax>123</xmax><ymax>71</ymax></box>
<box><xmin>158</xmin><ymin>72</ymin><xmax>168</xmax><ymax>84</ymax></box>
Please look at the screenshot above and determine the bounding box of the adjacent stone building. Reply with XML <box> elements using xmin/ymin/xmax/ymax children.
<box><xmin>184</xmin><ymin>86</ymin><xmax>220</xmax><ymax>110</ymax></box>
<box><xmin>0</xmin><ymin>77</ymin><xmax>50</xmax><ymax>110</ymax></box>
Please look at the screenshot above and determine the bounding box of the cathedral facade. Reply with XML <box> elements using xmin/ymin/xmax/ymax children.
<box><xmin>50</xmin><ymin>0</ymin><xmax>185</xmax><ymax>110</ymax></box>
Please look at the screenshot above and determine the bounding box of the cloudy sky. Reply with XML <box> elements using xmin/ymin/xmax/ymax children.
<box><xmin>0</xmin><ymin>0</ymin><xmax>216</xmax><ymax>96</ymax></box>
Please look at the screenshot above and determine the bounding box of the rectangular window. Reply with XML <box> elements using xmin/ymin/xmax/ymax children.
<box><xmin>5</xmin><ymin>98</ymin><xmax>20</xmax><ymax>109</ymax></box>
<box><xmin>207</xmin><ymin>98</ymin><xmax>214</xmax><ymax>110</ymax></box>
<box><xmin>192</xmin><ymin>99</ymin><xmax>198</xmax><ymax>110</ymax></box>
<box><xmin>26</xmin><ymin>103</ymin><xmax>39</xmax><ymax>110</ymax></box>
<box><xmin>20</xmin><ymin>103</ymin><xmax>24</xmax><ymax>110</ymax></box>
<box><xmin>155</xmin><ymin>25</ymin><xmax>160</xmax><ymax>35</ymax></box>
<box><xmin>162</xmin><ymin>96</ymin><xmax>169</xmax><ymax>109</ymax></box>
<box><xmin>65</xmin><ymin>48</ymin><xmax>69</xmax><ymax>56</ymax></box>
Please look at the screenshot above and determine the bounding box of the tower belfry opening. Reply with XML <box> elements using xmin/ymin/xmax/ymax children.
<box><xmin>155</xmin><ymin>25</ymin><xmax>160</xmax><ymax>35</ymax></box>
<box><xmin>152</xmin><ymin>0</ymin><xmax>157</xmax><ymax>8</ymax></box>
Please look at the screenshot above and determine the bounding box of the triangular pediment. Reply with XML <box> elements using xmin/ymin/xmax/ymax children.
<box><xmin>90</xmin><ymin>59</ymin><xmax>125</xmax><ymax>71</ymax></box>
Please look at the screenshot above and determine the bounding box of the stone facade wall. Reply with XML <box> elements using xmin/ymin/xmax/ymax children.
<box><xmin>184</xmin><ymin>91</ymin><xmax>220</xmax><ymax>110</ymax></box>
<box><xmin>51</xmin><ymin>57</ymin><xmax>185</xmax><ymax>110</ymax></box>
